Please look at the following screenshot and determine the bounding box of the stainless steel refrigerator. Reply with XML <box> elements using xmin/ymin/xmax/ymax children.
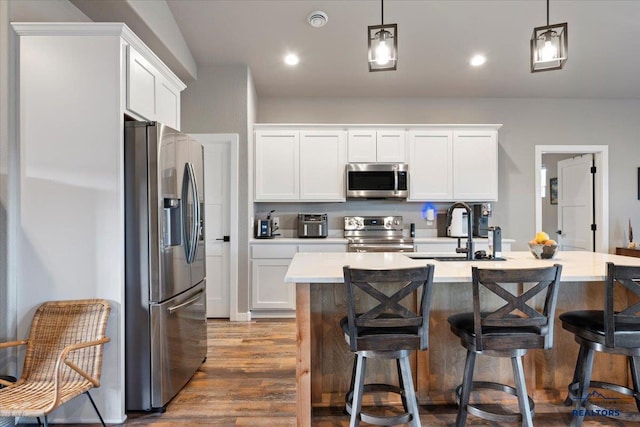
<box><xmin>124</xmin><ymin>121</ymin><xmax>207</xmax><ymax>411</ymax></box>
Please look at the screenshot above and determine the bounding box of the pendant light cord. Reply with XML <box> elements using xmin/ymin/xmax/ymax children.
<box><xmin>381</xmin><ymin>0</ymin><xmax>384</xmax><ymax>25</ymax></box>
<box><xmin>546</xmin><ymin>0</ymin><xmax>550</xmax><ymax>26</ymax></box>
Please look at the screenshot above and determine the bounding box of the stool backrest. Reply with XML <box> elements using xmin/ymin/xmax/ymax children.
<box><xmin>342</xmin><ymin>265</ymin><xmax>435</xmax><ymax>352</ymax></box>
<box><xmin>472</xmin><ymin>264</ymin><xmax>563</xmax><ymax>351</ymax></box>
<box><xmin>605</xmin><ymin>262</ymin><xmax>640</xmax><ymax>348</ymax></box>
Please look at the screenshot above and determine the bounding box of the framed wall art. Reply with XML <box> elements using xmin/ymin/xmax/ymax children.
<box><xmin>550</xmin><ymin>177</ymin><xmax>558</xmax><ymax>205</ymax></box>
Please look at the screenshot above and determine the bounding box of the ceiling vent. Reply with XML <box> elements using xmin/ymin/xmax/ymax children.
<box><xmin>307</xmin><ymin>11</ymin><xmax>328</xmax><ymax>28</ymax></box>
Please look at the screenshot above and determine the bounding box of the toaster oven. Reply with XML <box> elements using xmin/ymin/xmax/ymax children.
<box><xmin>297</xmin><ymin>213</ymin><xmax>328</xmax><ymax>238</ymax></box>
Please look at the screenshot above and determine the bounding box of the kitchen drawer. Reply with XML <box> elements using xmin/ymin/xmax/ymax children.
<box><xmin>251</xmin><ymin>244</ymin><xmax>298</xmax><ymax>259</ymax></box>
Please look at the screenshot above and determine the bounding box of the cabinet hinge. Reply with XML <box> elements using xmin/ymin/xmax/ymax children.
<box><xmin>591</xmin><ymin>166</ymin><xmax>597</xmax><ymax>174</ymax></box>
<box><xmin>591</xmin><ymin>224</ymin><xmax>597</xmax><ymax>231</ymax></box>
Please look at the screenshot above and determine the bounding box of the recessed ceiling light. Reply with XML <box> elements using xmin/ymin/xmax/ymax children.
<box><xmin>284</xmin><ymin>53</ymin><xmax>300</xmax><ymax>66</ymax></box>
<box><xmin>470</xmin><ymin>54</ymin><xmax>486</xmax><ymax>67</ymax></box>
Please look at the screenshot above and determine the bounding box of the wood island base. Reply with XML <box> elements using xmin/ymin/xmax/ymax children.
<box><xmin>287</xmin><ymin>252</ymin><xmax>640</xmax><ymax>425</ymax></box>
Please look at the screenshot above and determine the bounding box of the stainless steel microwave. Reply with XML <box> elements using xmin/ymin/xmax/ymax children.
<box><xmin>346</xmin><ymin>163</ymin><xmax>408</xmax><ymax>199</ymax></box>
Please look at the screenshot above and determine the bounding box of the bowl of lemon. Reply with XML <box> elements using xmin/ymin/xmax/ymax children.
<box><xmin>528</xmin><ymin>232</ymin><xmax>558</xmax><ymax>259</ymax></box>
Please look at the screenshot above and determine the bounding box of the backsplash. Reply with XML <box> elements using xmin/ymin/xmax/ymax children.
<box><xmin>254</xmin><ymin>200</ymin><xmax>453</xmax><ymax>235</ymax></box>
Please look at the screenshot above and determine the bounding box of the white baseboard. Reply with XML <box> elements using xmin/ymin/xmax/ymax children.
<box><xmin>250</xmin><ymin>310</ymin><xmax>296</xmax><ymax>319</ymax></box>
<box><xmin>231</xmin><ymin>311</ymin><xmax>252</xmax><ymax>322</ymax></box>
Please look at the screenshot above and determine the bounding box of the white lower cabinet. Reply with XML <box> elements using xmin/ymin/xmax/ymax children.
<box><xmin>250</xmin><ymin>242</ymin><xmax>347</xmax><ymax>316</ymax></box>
<box><xmin>250</xmin><ymin>244</ymin><xmax>297</xmax><ymax>311</ymax></box>
<box><xmin>251</xmin><ymin>259</ymin><xmax>296</xmax><ymax>310</ymax></box>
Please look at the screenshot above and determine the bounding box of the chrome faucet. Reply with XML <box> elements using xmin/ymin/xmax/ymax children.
<box><xmin>446</xmin><ymin>201</ymin><xmax>474</xmax><ymax>260</ymax></box>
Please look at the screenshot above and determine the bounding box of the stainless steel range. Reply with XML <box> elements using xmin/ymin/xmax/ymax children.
<box><xmin>344</xmin><ymin>215</ymin><xmax>415</xmax><ymax>252</ymax></box>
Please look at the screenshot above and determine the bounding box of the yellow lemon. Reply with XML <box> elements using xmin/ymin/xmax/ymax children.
<box><xmin>535</xmin><ymin>231</ymin><xmax>549</xmax><ymax>243</ymax></box>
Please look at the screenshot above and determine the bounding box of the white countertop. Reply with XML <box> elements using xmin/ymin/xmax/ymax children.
<box><xmin>284</xmin><ymin>251</ymin><xmax>640</xmax><ymax>284</ymax></box>
<box><xmin>250</xmin><ymin>236</ymin><xmax>515</xmax><ymax>244</ymax></box>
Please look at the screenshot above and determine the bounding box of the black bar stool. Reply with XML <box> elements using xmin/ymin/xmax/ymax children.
<box><xmin>447</xmin><ymin>264</ymin><xmax>563</xmax><ymax>427</ymax></box>
<box><xmin>341</xmin><ymin>264</ymin><xmax>435</xmax><ymax>427</ymax></box>
<box><xmin>560</xmin><ymin>262</ymin><xmax>640</xmax><ymax>426</ymax></box>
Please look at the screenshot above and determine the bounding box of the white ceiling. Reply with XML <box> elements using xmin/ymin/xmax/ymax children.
<box><xmin>94</xmin><ymin>0</ymin><xmax>640</xmax><ymax>99</ymax></box>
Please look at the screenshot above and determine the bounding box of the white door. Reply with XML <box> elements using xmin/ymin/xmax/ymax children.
<box><xmin>557</xmin><ymin>155</ymin><xmax>594</xmax><ymax>251</ymax></box>
<box><xmin>191</xmin><ymin>134</ymin><xmax>239</xmax><ymax>319</ymax></box>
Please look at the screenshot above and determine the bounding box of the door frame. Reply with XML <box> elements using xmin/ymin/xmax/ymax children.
<box><xmin>190</xmin><ymin>133</ymin><xmax>240</xmax><ymax>321</ymax></box>
<box><xmin>535</xmin><ymin>145</ymin><xmax>609</xmax><ymax>252</ymax></box>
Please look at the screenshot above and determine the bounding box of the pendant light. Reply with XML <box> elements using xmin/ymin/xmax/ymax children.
<box><xmin>368</xmin><ymin>0</ymin><xmax>397</xmax><ymax>72</ymax></box>
<box><xmin>530</xmin><ymin>0</ymin><xmax>568</xmax><ymax>72</ymax></box>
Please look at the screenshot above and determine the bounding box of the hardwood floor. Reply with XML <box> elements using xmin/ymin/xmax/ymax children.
<box><xmin>57</xmin><ymin>319</ymin><xmax>639</xmax><ymax>426</ymax></box>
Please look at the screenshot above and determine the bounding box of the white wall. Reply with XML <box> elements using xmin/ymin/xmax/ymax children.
<box><xmin>180</xmin><ymin>64</ymin><xmax>252</xmax><ymax>315</ymax></box>
<box><xmin>3</xmin><ymin>1</ymin><xmax>129</xmax><ymax>424</ymax></box>
<box><xmin>1</xmin><ymin>0</ymin><xmax>90</xmax><ymax>387</ymax></box>
<box><xmin>257</xmin><ymin>97</ymin><xmax>640</xmax><ymax>253</ymax></box>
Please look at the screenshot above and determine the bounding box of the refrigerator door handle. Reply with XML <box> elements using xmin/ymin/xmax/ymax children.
<box><xmin>167</xmin><ymin>289</ymin><xmax>205</xmax><ymax>315</ymax></box>
<box><xmin>187</xmin><ymin>162</ymin><xmax>199</xmax><ymax>263</ymax></box>
<box><xmin>181</xmin><ymin>162</ymin><xmax>198</xmax><ymax>263</ymax></box>
<box><xmin>181</xmin><ymin>164</ymin><xmax>192</xmax><ymax>262</ymax></box>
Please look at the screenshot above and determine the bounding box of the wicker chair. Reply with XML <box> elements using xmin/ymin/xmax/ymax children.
<box><xmin>0</xmin><ymin>299</ymin><xmax>111</xmax><ymax>427</ymax></box>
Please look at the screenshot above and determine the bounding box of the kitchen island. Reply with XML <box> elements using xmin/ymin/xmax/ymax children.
<box><xmin>284</xmin><ymin>251</ymin><xmax>640</xmax><ymax>426</ymax></box>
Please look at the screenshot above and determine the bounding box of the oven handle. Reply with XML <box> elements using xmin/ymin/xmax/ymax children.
<box><xmin>348</xmin><ymin>244</ymin><xmax>415</xmax><ymax>253</ymax></box>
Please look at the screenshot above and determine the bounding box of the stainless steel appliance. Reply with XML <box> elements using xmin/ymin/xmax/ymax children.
<box><xmin>473</xmin><ymin>203</ymin><xmax>491</xmax><ymax>237</ymax></box>
<box><xmin>346</xmin><ymin>163</ymin><xmax>408</xmax><ymax>199</ymax></box>
<box><xmin>255</xmin><ymin>210</ymin><xmax>279</xmax><ymax>238</ymax></box>
<box><xmin>345</xmin><ymin>215</ymin><xmax>414</xmax><ymax>252</ymax></box>
<box><xmin>124</xmin><ymin>121</ymin><xmax>207</xmax><ymax>411</ymax></box>
<box><xmin>255</xmin><ymin>219</ymin><xmax>273</xmax><ymax>238</ymax></box>
<box><xmin>298</xmin><ymin>213</ymin><xmax>328</xmax><ymax>238</ymax></box>
<box><xmin>447</xmin><ymin>207</ymin><xmax>469</xmax><ymax>237</ymax></box>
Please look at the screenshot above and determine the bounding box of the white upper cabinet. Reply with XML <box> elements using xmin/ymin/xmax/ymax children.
<box><xmin>126</xmin><ymin>46</ymin><xmax>183</xmax><ymax>130</ymax></box>
<box><xmin>254</xmin><ymin>125</ymin><xmax>499</xmax><ymax>203</ymax></box>
<box><xmin>408</xmin><ymin>130</ymin><xmax>454</xmax><ymax>200</ymax></box>
<box><xmin>347</xmin><ymin>129</ymin><xmax>376</xmax><ymax>162</ymax></box>
<box><xmin>408</xmin><ymin>127</ymin><xmax>499</xmax><ymax>202</ymax></box>
<box><xmin>300</xmin><ymin>130</ymin><xmax>347</xmax><ymax>201</ymax></box>
<box><xmin>347</xmin><ymin>129</ymin><xmax>405</xmax><ymax>163</ymax></box>
<box><xmin>254</xmin><ymin>129</ymin><xmax>347</xmax><ymax>201</ymax></box>
<box><xmin>254</xmin><ymin>130</ymin><xmax>300</xmax><ymax>200</ymax></box>
<box><xmin>453</xmin><ymin>130</ymin><xmax>498</xmax><ymax>201</ymax></box>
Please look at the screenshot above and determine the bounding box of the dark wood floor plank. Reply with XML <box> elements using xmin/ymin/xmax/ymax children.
<box><xmin>52</xmin><ymin>319</ymin><xmax>640</xmax><ymax>426</ymax></box>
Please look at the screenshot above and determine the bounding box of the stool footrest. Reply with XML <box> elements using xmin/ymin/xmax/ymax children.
<box><xmin>456</xmin><ymin>381</ymin><xmax>535</xmax><ymax>423</ymax></box>
<box><xmin>345</xmin><ymin>382</ymin><xmax>413</xmax><ymax>426</ymax></box>
<box><xmin>568</xmin><ymin>380</ymin><xmax>640</xmax><ymax>421</ymax></box>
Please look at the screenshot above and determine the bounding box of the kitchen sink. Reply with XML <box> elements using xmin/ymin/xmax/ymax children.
<box><xmin>405</xmin><ymin>255</ymin><xmax>506</xmax><ymax>262</ymax></box>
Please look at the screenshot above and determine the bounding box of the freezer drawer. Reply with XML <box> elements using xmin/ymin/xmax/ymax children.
<box><xmin>150</xmin><ymin>281</ymin><xmax>207</xmax><ymax>409</ymax></box>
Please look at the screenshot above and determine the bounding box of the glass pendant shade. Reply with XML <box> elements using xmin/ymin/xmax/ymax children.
<box><xmin>368</xmin><ymin>23</ymin><xmax>397</xmax><ymax>71</ymax></box>
<box><xmin>531</xmin><ymin>22</ymin><xmax>568</xmax><ymax>72</ymax></box>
